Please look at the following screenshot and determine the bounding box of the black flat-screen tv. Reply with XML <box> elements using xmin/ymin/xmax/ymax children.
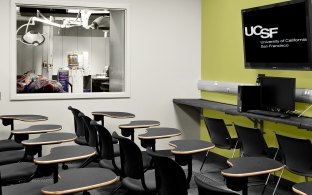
<box><xmin>259</xmin><ymin>76</ymin><xmax>296</xmax><ymax>112</ymax></box>
<box><xmin>242</xmin><ymin>0</ymin><xmax>312</xmax><ymax>70</ymax></box>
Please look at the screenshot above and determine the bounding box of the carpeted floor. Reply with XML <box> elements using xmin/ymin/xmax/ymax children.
<box><xmin>30</xmin><ymin>151</ymin><xmax>294</xmax><ymax>195</ymax></box>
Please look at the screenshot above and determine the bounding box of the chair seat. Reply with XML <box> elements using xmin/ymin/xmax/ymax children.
<box><xmin>0</xmin><ymin>140</ymin><xmax>24</xmax><ymax>152</ymax></box>
<box><xmin>242</xmin><ymin>147</ymin><xmax>278</xmax><ymax>158</ymax></box>
<box><xmin>99</xmin><ymin>157</ymin><xmax>121</xmax><ymax>171</ymax></box>
<box><xmin>194</xmin><ymin>173</ymin><xmax>240</xmax><ymax>194</ymax></box>
<box><xmin>74</xmin><ymin>136</ymin><xmax>88</xmax><ymax>145</ymax></box>
<box><xmin>0</xmin><ymin>162</ymin><xmax>37</xmax><ymax>183</ymax></box>
<box><xmin>2</xmin><ymin>181</ymin><xmax>46</xmax><ymax>195</ymax></box>
<box><xmin>122</xmin><ymin>170</ymin><xmax>156</xmax><ymax>192</ymax></box>
<box><xmin>0</xmin><ymin>150</ymin><xmax>25</xmax><ymax>165</ymax></box>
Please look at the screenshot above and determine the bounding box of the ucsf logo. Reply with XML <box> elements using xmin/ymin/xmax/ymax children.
<box><xmin>245</xmin><ymin>25</ymin><xmax>278</xmax><ymax>39</ymax></box>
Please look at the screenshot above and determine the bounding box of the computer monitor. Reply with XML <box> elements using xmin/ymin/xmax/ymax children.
<box><xmin>260</xmin><ymin>76</ymin><xmax>296</xmax><ymax>112</ymax></box>
<box><xmin>237</xmin><ymin>85</ymin><xmax>261</xmax><ymax>112</ymax></box>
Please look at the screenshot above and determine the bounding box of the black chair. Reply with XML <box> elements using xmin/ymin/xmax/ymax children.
<box><xmin>275</xmin><ymin>133</ymin><xmax>312</xmax><ymax>181</ymax></box>
<box><xmin>146</xmin><ymin>147</ymin><xmax>187</xmax><ymax>195</ymax></box>
<box><xmin>90</xmin><ymin>120</ymin><xmax>121</xmax><ymax>174</ymax></box>
<box><xmin>0</xmin><ymin>172</ymin><xmax>46</xmax><ymax>195</ymax></box>
<box><xmin>79</xmin><ymin>115</ymin><xmax>121</xmax><ymax>167</ymax></box>
<box><xmin>0</xmin><ymin>150</ymin><xmax>26</xmax><ymax>165</ymax></box>
<box><xmin>194</xmin><ymin>174</ymin><xmax>240</xmax><ymax>195</ymax></box>
<box><xmin>201</xmin><ymin>117</ymin><xmax>240</xmax><ymax>171</ymax></box>
<box><xmin>234</xmin><ymin>125</ymin><xmax>280</xmax><ymax>191</ymax></box>
<box><xmin>234</xmin><ymin>125</ymin><xmax>278</xmax><ymax>158</ymax></box>
<box><xmin>203</xmin><ymin>117</ymin><xmax>239</xmax><ymax>151</ymax></box>
<box><xmin>0</xmin><ymin>162</ymin><xmax>38</xmax><ymax>185</ymax></box>
<box><xmin>0</xmin><ymin>139</ymin><xmax>24</xmax><ymax>152</ymax></box>
<box><xmin>0</xmin><ymin>118</ymin><xmax>33</xmax><ymax>153</ymax></box>
<box><xmin>81</xmin><ymin>113</ymin><xmax>119</xmax><ymax>149</ymax></box>
<box><xmin>76</xmin><ymin>113</ymin><xmax>102</xmax><ymax>167</ymax></box>
<box><xmin>1</xmin><ymin>182</ymin><xmax>46</xmax><ymax>195</ymax></box>
<box><xmin>81</xmin><ymin>114</ymin><xmax>119</xmax><ymax>153</ymax></box>
<box><xmin>112</xmin><ymin>132</ymin><xmax>156</xmax><ymax>194</ymax></box>
<box><xmin>68</xmin><ymin>106</ymin><xmax>88</xmax><ymax>146</ymax></box>
<box><xmin>79</xmin><ymin>113</ymin><xmax>98</xmax><ymax>148</ymax></box>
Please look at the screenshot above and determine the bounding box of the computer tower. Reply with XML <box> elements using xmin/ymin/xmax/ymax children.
<box><xmin>237</xmin><ymin>85</ymin><xmax>261</xmax><ymax>112</ymax></box>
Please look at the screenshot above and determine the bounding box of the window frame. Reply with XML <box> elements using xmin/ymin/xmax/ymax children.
<box><xmin>10</xmin><ymin>0</ymin><xmax>131</xmax><ymax>100</ymax></box>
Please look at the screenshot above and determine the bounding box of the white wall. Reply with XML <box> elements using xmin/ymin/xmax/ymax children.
<box><xmin>0</xmin><ymin>0</ymin><xmax>201</xmax><ymax>153</ymax></box>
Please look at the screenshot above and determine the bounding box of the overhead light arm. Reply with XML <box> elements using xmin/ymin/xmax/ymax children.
<box><xmin>16</xmin><ymin>9</ymin><xmax>109</xmax><ymax>46</ymax></box>
<box><xmin>31</xmin><ymin>17</ymin><xmax>63</xmax><ymax>28</ymax></box>
<box><xmin>18</xmin><ymin>9</ymin><xmax>109</xmax><ymax>31</ymax></box>
<box><xmin>16</xmin><ymin>14</ymin><xmax>62</xmax><ymax>37</ymax></box>
<box><xmin>16</xmin><ymin>10</ymin><xmax>70</xmax><ymax>46</ymax></box>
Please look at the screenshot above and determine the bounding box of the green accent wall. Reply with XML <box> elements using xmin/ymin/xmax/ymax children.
<box><xmin>201</xmin><ymin>0</ymin><xmax>312</xmax><ymax>182</ymax></box>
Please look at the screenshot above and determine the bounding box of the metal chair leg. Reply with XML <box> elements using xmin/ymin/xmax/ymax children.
<box><xmin>272</xmin><ymin>168</ymin><xmax>284</xmax><ymax>195</ymax></box>
<box><xmin>79</xmin><ymin>156</ymin><xmax>96</xmax><ymax>168</ymax></box>
<box><xmin>199</xmin><ymin>151</ymin><xmax>209</xmax><ymax>172</ymax></box>
<box><xmin>261</xmin><ymin>173</ymin><xmax>271</xmax><ymax>195</ymax></box>
<box><xmin>231</xmin><ymin>140</ymin><xmax>239</xmax><ymax>158</ymax></box>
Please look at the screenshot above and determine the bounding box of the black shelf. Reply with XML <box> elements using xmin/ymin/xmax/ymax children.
<box><xmin>173</xmin><ymin>98</ymin><xmax>312</xmax><ymax>131</ymax></box>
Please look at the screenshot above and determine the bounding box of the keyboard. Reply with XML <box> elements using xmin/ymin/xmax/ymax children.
<box><xmin>246</xmin><ymin>109</ymin><xmax>281</xmax><ymax>117</ymax></box>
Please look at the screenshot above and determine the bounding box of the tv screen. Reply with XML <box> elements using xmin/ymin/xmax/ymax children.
<box><xmin>242</xmin><ymin>0</ymin><xmax>312</xmax><ymax>70</ymax></box>
<box><xmin>260</xmin><ymin>76</ymin><xmax>296</xmax><ymax>112</ymax></box>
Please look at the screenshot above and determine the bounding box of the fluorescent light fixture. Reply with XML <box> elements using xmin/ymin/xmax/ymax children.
<box><xmin>67</xmin><ymin>9</ymin><xmax>80</xmax><ymax>13</ymax></box>
<box><xmin>68</xmin><ymin>9</ymin><xmax>110</xmax><ymax>14</ymax></box>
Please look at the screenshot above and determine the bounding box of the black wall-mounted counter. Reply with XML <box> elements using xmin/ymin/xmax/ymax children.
<box><xmin>173</xmin><ymin>98</ymin><xmax>312</xmax><ymax>131</ymax></box>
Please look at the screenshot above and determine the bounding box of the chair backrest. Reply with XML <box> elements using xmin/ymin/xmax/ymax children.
<box><xmin>194</xmin><ymin>174</ymin><xmax>239</xmax><ymax>195</ymax></box>
<box><xmin>204</xmin><ymin>117</ymin><xmax>232</xmax><ymax>148</ymax></box>
<box><xmin>234</xmin><ymin>125</ymin><xmax>268</xmax><ymax>157</ymax></box>
<box><xmin>275</xmin><ymin>133</ymin><xmax>312</xmax><ymax>173</ymax></box>
<box><xmin>146</xmin><ymin>148</ymin><xmax>187</xmax><ymax>195</ymax></box>
<box><xmin>79</xmin><ymin>114</ymin><xmax>97</xmax><ymax>147</ymax></box>
<box><xmin>90</xmin><ymin>120</ymin><xmax>114</xmax><ymax>160</ymax></box>
<box><xmin>112</xmin><ymin>132</ymin><xmax>144</xmax><ymax>179</ymax></box>
<box><xmin>68</xmin><ymin>106</ymin><xmax>86</xmax><ymax>137</ymax></box>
